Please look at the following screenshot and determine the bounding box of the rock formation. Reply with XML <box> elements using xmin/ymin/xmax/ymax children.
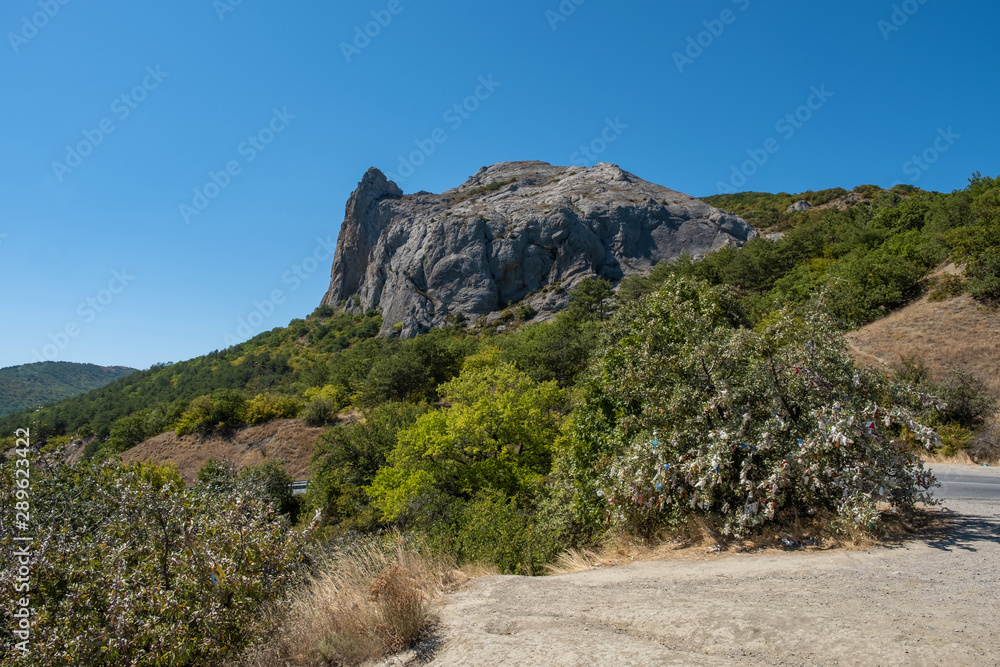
<box><xmin>321</xmin><ymin>161</ymin><xmax>757</xmax><ymax>337</ymax></box>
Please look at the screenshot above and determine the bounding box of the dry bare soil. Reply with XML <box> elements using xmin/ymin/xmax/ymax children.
<box><xmin>121</xmin><ymin>418</ymin><xmax>323</xmax><ymax>484</ymax></box>
<box><xmin>846</xmin><ymin>292</ymin><xmax>1000</xmax><ymax>401</ymax></box>
<box><xmin>413</xmin><ymin>496</ymin><xmax>999</xmax><ymax>666</ymax></box>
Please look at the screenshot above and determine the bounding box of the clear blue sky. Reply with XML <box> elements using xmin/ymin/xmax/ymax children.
<box><xmin>1</xmin><ymin>0</ymin><xmax>997</xmax><ymax>371</ymax></box>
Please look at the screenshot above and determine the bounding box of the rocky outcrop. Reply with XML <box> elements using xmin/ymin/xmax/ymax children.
<box><xmin>321</xmin><ymin>161</ymin><xmax>757</xmax><ymax>337</ymax></box>
<box><xmin>787</xmin><ymin>200</ymin><xmax>813</xmax><ymax>213</ymax></box>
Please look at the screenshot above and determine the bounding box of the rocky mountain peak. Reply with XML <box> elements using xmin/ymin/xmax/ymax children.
<box><xmin>321</xmin><ymin>161</ymin><xmax>756</xmax><ymax>337</ymax></box>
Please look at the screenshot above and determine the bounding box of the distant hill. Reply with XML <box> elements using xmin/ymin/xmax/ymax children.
<box><xmin>0</xmin><ymin>362</ymin><xmax>137</xmax><ymax>417</ymax></box>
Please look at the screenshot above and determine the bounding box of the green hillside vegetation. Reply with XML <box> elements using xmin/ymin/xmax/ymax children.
<box><xmin>0</xmin><ymin>362</ymin><xmax>136</xmax><ymax>417</ymax></box>
<box><xmin>702</xmin><ymin>183</ymin><xmax>902</xmax><ymax>231</ymax></box>
<box><xmin>2</xmin><ymin>172</ymin><xmax>999</xmax><ymax>665</ymax></box>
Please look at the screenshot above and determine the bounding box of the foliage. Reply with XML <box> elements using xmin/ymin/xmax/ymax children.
<box><xmin>891</xmin><ymin>356</ymin><xmax>995</xmax><ymax>456</ymax></box>
<box><xmin>515</xmin><ymin>303</ymin><xmax>537</xmax><ymax>321</ymax></box>
<box><xmin>948</xmin><ymin>173</ymin><xmax>1000</xmax><ymax>302</ymax></box>
<box><xmin>571</xmin><ymin>276</ymin><xmax>939</xmax><ymax>538</ymax></box>
<box><xmin>566</xmin><ymin>276</ymin><xmax>614</xmax><ymax>322</ymax></box>
<box><xmin>83</xmin><ymin>401</ymin><xmax>183</xmax><ymax>460</ymax></box>
<box><xmin>0</xmin><ymin>455</ymin><xmax>312</xmax><ymax>666</ymax></box>
<box><xmin>175</xmin><ymin>389</ymin><xmax>248</xmax><ymax>435</ymax></box>
<box><xmin>495</xmin><ymin>313</ymin><xmax>598</xmax><ymax>388</ymax></box>
<box><xmin>358</xmin><ymin>329</ymin><xmax>476</xmax><ymax>406</ymax></box>
<box><xmin>129</xmin><ymin>459</ymin><xmax>184</xmax><ymax>490</ymax></box>
<box><xmin>303</xmin><ymin>396</ymin><xmax>339</xmax><ymax>427</ymax></box>
<box><xmin>308</xmin><ymin>402</ymin><xmax>428</xmax><ymax>533</ymax></box>
<box><xmin>702</xmin><ymin>187</ymin><xmax>851</xmax><ymax>230</ymax></box>
<box><xmin>368</xmin><ymin>356</ymin><xmax>567</xmax><ymax>526</ymax></box>
<box><xmin>427</xmin><ymin>486</ymin><xmax>577</xmax><ymax>575</ymax></box>
<box><xmin>0</xmin><ymin>311</ymin><xmax>383</xmax><ymax>440</ymax></box>
<box><xmin>0</xmin><ymin>362</ymin><xmax>136</xmax><ymax>418</ymax></box>
<box><xmin>246</xmin><ymin>393</ymin><xmax>304</xmax><ymax>425</ymax></box>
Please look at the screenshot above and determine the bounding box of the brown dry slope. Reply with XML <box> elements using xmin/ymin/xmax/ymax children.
<box><xmin>418</xmin><ymin>498</ymin><xmax>1000</xmax><ymax>666</ymax></box>
<box><xmin>846</xmin><ymin>293</ymin><xmax>1000</xmax><ymax>399</ymax></box>
<box><xmin>847</xmin><ymin>290</ymin><xmax>1000</xmax><ymax>461</ymax></box>
<box><xmin>121</xmin><ymin>419</ymin><xmax>323</xmax><ymax>484</ymax></box>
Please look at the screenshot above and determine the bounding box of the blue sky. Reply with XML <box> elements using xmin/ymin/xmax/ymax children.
<box><xmin>1</xmin><ymin>0</ymin><xmax>998</xmax><ymax>371</ymax></box>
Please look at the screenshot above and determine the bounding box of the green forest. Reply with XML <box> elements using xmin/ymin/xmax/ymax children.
<box><xmin>0</xmin><ymin>362</ymin><xmax>136</xmax><ymax>418</ymax></box>
<box><xmin>2</xmin><ymin>173</ymin><xmax>999</xmax><ymax>665</ymax></box>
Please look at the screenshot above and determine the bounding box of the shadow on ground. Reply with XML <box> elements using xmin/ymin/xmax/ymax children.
<box><xmin>919</xmin><ymin>509</ymin><xmax>1000</xmax><ymax>552</ymax></box>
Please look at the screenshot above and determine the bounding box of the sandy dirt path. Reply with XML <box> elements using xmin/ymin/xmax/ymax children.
<box><xmin>410</xmin><ymin>495</ymin><xmax>999</xmax><ymax>666</ymax></box>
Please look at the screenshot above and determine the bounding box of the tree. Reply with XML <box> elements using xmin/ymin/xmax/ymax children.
<box><xmin>949</xmin><ymin>177</ymin><xmax>1000</xmax><ymax>302</ymax></box>
<box><xmin>496</xmin><ymin>314</ymin><xmax>598</xmax><ymax>387</ymax></box>
<box><xmin>571</xmin><ymin>276</ymin><xmax>939</xmax><ymax>537</ymax></box>
<box><xmin>566</xmin><ymin>276</ymin><xmax>614</xmax><ymax>322</ymax></box>
<box><xmin>308</xmin><ymin>402</ymin><xmax>428</xmax><ymax>531</ymax></box>
<box><xmin>368</xmin><ymin>353</ymin><xmax>567</xmax><ymax>524</ymax></box>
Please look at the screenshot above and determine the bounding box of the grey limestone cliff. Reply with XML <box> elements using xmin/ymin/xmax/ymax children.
<box><xmin>321</xmin><ymin>161</ymin><xmax>756</xmax><ymax>337</ymax></box>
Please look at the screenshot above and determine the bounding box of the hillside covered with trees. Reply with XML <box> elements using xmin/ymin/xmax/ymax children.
<box><xmin>2</xmin><ymin>173</ymin><xmax>999</xmax><ymax>665</ymax></box>
<box><xmin>0</xmin><ymin>362</ymin><xmax>136</xmax><ymax>417</ymax></box>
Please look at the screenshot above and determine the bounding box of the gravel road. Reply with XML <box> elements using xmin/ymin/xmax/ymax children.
<box><xmin>412</xmin><ymin>466</ymin><xmax>1000</xmax><ymax>666</ymax></box>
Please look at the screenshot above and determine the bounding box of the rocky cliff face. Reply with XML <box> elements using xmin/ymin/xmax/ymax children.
<box><xmin>321</xmin><ymin>161</ymin><xmax>757</xmax><ymax>337</ymax></box>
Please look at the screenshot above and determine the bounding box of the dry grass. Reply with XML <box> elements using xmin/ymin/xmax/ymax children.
<box><xmin>121</xmin><ymin>419</ymin><xmax>324</xmax><ymax>484</ymax></box>
<box><xmin>234</xmin><ymin>535</ymin><xmax>480</xmax><ymax>667</ymax></box>
<box><xmin>846</xmin><ymin>293</ymin><xmax>1000</xmax><ymax>397</ymax></box>
<box><xmin>545</xmin><ymin>510</ymin><xmax>926</xmax><ymax>575</ymax></box>
<box><xmin>846</xmin><ymin>282</ymin><xmax>1000</xmax><ymax>463</ymax></box>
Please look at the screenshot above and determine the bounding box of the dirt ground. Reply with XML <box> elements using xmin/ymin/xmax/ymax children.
<box><xmin>404</xmin><ymin>497</ymin><xmax>999</xmax><ymax>666</ymax></box>
<box><xmin>120</xmin><ymin>418</ymin><xmax>323</xmax><ymax>484</ymax></box>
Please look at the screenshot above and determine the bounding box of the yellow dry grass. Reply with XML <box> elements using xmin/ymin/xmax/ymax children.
<box><xmin>846</xmin><ymin>287</ymin><xmax>1000</xmax><ymax>462</ymax></box>
<box><xmin>545</xmin><ymin>510</ymin><xmax>929</xmax><ymax>576</ymax></box>
<box><xmin>121</xmin><ymin>418</ymin><xmax>324</xmax><ymax>485</ymax></box>
<box><xmin>234</xmin><ymin>535</ymin><xmax>487</xmax><ymax>667</ymax></box>
<box><xmin>846</xmin><ymin>293</ymin><xmax>1000</xmax><ymax>399</ymax></box>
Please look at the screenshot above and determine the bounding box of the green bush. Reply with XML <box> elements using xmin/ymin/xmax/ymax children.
<box><xmin>92</xmin><ymin>400</ymin><xmax>188</xmax><ymax>458</ymax></box>
<box><xmin>308</xmin><ymin>402</ymin><xmax>428</xmax><ymax>532</ymax></box>
<box><xmin>571</xmin><ymin>276</ymin><xmax>939</xmax><ymax>538</ymax></box>
<box><xmin>429</xmin><ymin>488</ymin><xmax>572</xmax><ymax>575</ymax></box>
<box><xmin>515</xmin><ymin>303</ymin><xmax>537</xmax><ymax>321</ymax></box>
<box><xmin>0</xmin><ymin>456</ymin><xmax>310</xmax><ymax>665</ymax></box>
<box><xmin>368</xmin><ymin>352</ymin><xmax>567</xmax><ymax>526</ymax></box>
<box><xmin>497</xmin><ymin>314</ymin><xmax>598</xmax><ymax>388</ymax></box>
<box><xmin>245</xmin><ymin>392</ymin><xmax>303</xmax><ymax>425</ymax></box>
<box><xmin>303</xmin><ymin>396</ymin><xmax>339</xmax><ymax>426</ymax></box>
<box><xmin>359</xmin><ymin>329</ymin><xmax>476</xmax><ymax>406</ymax></box>
<box><xmin>175</xmin><ymin>389</ymin><xmax>248</xmax><ymax>435</ymax></box>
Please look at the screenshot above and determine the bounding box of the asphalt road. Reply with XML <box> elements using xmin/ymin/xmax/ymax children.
<box><xmin>929</xmin><ymin>463</ymin><xmax>1000</xmax><ymax>500</ymax></box>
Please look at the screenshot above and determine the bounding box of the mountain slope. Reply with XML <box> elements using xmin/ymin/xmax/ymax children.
<box><xmin>322</xmin><ymin>161</ymin><xmax>757</xmax><ymax>337</ymax></box>
<box><xmin>0</xmin><ymin>362</ymin><xmax>136</xmax><ymax>417</ymax></box>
